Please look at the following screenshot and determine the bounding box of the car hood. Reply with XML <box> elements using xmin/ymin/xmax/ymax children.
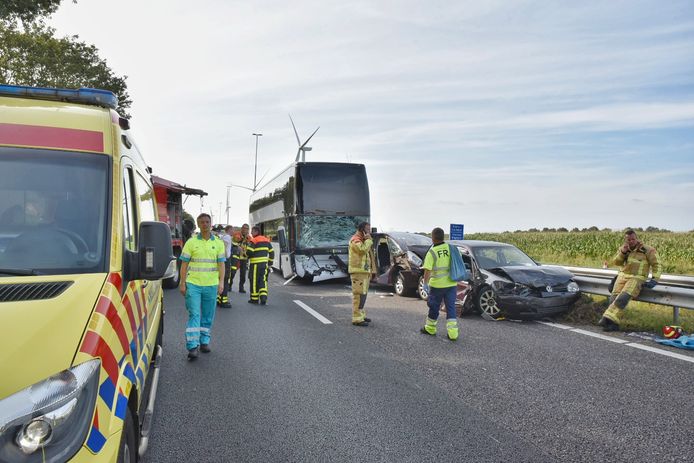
<box><xmin>490</xmin><ymin>266</ymin><xmax>574</xmax><ymax>287</ymax></box>
<box><xmin>0</xmin><ymin>274</ymin><xmax>106</xmax><ymax>399</ymax></box>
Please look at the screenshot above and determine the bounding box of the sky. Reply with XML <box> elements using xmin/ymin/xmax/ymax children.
<box><xmin>49</xmin><ymin>0</ymin><xmax>694</xmax><ymax>233</ymax></box>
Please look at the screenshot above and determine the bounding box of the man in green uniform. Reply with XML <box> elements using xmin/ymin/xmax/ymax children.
<box><xmin>599</xmin><ymin>229</ymin><xmax>661</xmax><ymax>331</ymax></box>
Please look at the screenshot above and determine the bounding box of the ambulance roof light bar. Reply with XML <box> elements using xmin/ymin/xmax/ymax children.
<box><xmin>0</xmin><ymin>84</ymin><xmax>118</xmax><ymax>109</ymax></box>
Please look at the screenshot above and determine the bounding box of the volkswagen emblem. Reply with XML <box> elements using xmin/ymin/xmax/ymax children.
<box><xmin>546</xmin><ymin>285</ymin><xmax>553</xmax><ymax>292</ymax></box>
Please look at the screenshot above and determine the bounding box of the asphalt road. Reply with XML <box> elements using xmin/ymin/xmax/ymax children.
<box><xmin>145</xmin><ymin>273</ymin><xmax>694</xmax><ymax>462</ymax></box>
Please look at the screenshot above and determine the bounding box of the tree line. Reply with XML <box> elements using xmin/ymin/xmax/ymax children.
<box><xmin>0</xmin><ymin>0</ymin><xmax>131</xmax><ymax>117</ymax></box>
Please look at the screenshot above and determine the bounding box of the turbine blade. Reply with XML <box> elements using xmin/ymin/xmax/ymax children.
<box><xmin>295</xmin><ymin>148</ymin><xmax>301</xmax><ymax>162</ymax></box>
<box><xmin>289</xmin><ymin>114</ymin><xmax>301</xmax><ymax>147</ymax></box>
<box><xmin>300</xmin><ymin>126</ymin><xmax>320</xmax><ymax>149</ymax></box>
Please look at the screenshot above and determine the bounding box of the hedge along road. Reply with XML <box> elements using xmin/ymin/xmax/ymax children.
<box><xmin>146</xmin><ymin>273</ymin><xmax>693</xmax><ymax>463</ymax></box>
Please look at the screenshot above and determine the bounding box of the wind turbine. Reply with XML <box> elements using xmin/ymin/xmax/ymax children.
<box><xmin>289</xmin><ymin>114</ymin><xmax>320</xmax><ymax>162</ymax></box>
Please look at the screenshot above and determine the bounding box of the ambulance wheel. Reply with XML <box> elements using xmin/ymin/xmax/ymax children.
<box><xmin>117</xmin><ymin>407</ymin><xmax>137</xmax><ymax>463</ymax></box>
<box><xmin>162</xmin><ymin>260</ymin><xmax>180</xmax><ymax>289</ymax></box>
<box><xmin>476</xmin><ymin>286</ymin><xmax>502</xmax><ymax>319</ymax></box>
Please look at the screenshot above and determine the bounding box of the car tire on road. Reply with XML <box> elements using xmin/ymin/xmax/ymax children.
<box><xmin>417</xmin><ymin>276</ymin><xmax>428</xmax><ymax>300</ymax></box>
<box><xmin>394</xmin><ymin>272</ymin><xmax>414</xmax><ymax>297</ymax></box>
<box><xmin>476</xmin><ymin>285</ymin><xmax>502</xmax><ymax>319</ymax></box>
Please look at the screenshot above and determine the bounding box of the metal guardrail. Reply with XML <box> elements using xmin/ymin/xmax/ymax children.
<box><xmin>559</xmin><ymin>266</ymin><xmax>694</xmax><ymax>324</ymax></box>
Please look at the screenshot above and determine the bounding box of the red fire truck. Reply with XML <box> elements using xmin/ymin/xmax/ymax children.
<box><xmin>151</xmin><ymin>175</ymin><xmax>207</xmax><ymax>288</ymax></box>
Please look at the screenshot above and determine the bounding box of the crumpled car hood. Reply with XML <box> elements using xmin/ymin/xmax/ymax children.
<box><xmin>493</xmin><ymin>265</ymin><xmax>574</xmax><ymax>287</ymax></box>
<box><xmin>408</xmin><ymin>245</ymin><xmax>431</xmax><ymax>260</ymax></box>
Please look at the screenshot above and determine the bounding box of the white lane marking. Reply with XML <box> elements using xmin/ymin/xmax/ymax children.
<box><xmin>538</xmin><ymin>322</ymin><xmax>694</xmax><ymax>363</ymax></box>
<box><xmin>626</xmin><ymin>343</ymin><xmax>694</xmax><ymax>364</ymax></box>
<box><xmin>537</xmin><ymin>321</ymin><xmax>573</xmax><ymax>330</ymax></box>
<box><xmin>570</xmin><ymin>329</ymin><xmax>630</xmax><ymax>344</ymax></box>
<box><xmin>293</xmin><ymin>300</ymin><xmax>333</xmax><ymax>324</ymax></box>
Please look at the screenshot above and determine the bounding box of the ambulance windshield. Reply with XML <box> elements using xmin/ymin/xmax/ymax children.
<box><xmin>0</xmin><ymin>148</ymin><xmax>109</xmax><ymax>275</ymax></box>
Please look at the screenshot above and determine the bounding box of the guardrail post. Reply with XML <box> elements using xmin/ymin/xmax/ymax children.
<box><xmin>673</xmin><ymin>306</ymin><xmax>680</xmax><ymax>325</ymax></box>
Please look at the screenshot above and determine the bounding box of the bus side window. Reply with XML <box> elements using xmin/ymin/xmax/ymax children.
<box><xmin>122</xmin><ymin>167</ymin><xmax>137</xmax><ymax>251</ymax></box>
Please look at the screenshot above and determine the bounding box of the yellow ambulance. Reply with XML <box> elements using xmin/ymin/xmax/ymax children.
<box><xmin>0</xmin><ymin>85</ymin><xmax>173</xmax><ymax>462</ymax></box>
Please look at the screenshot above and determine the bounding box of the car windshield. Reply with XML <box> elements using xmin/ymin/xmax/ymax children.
<box><xmin>471</xmin><ymin>245</ymin><xmax>536</xmax><ymax>269</ymax></box>
<box><xmin>296</xmin><ymin>215</ymin><xmax>369</xmax><ymax>249</ymax></box>
<box><xmin>0</xmin><ymin>148</ymin><xmax>109</xmax><ymax>275</ymax></box>
<box><xmin>389</xmin><ymin>232</ymin><xmax>432</xmax><ymax>247</ymax></box>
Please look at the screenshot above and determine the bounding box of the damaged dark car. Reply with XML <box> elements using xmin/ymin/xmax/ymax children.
<box><xmin>372</xmin><ymin>232</ymin><xmax>432</xmax><ymax>299</ymax></box>
<box><xmin>450</xmin><ymin>240</ymin><xmax>581</xmax><ymax>320</ymax></box>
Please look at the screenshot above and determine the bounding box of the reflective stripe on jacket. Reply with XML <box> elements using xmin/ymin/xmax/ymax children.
<box><xmin>180</xmin><ymin>233</ymin><xmax>226</xmax><ymax>286</ymax></box>
<box><xmin>248</xmin><ymin>235</ymin><xmax>275</xmax><ymax>264</ymax></box>
<box><xmin>612</xmin><ymin>244</ymin><xmax>661</xmax><ymax>280</ymax></box>
<box><xmin>348</xmin><ymin>233</ymin><xmax>375</xmax><ymax>274</ymax></box>
<box><xmin>423</xmin><ymin>242</ymin><xmax>457</xmax><ymax>288</ymax></box>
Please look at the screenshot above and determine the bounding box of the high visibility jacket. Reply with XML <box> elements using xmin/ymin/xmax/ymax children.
<box><xmin>235</xmin><ymin>232</ymin><xmax>252</xmax><ymax>261</ymax></box>
<box><xmin>423</xmin><ymin>242</ymin><xmax>456</xmax><ymax>288</ymax></box>
<box><xmin>180</xmin><ymin>233</ymin><xmax>226</xmax><ymax>286</ymax></box>
<box><xmin>348</xmin><ymin>232</ymin><xmax>375</xmax><ymax>274</ymax></box>
<box><xmin>248</xmin><ymin>235</ymin><xmax>274</xmax><ymax>264</ymax></box>
<box><xmin>611</xmin><ymin>244</ymin><xmax>661</xmax><ymax>281</ymax></box>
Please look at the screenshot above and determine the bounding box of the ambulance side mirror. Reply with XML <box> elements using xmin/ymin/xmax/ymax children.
<box><xmin>136</xmin><ymin>221</ymin><xmax>175</xmax><ymax>281</ymax></box>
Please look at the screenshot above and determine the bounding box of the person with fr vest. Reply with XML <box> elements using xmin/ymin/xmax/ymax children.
<box><xmin>247</xmin><ymin>226</ymin><xmax>274</xmax><ymax>305</ymax></box>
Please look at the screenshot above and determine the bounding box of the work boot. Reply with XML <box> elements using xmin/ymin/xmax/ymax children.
<box><xmin>187</xmin><ymin>347</ymin><xmax>199</xmax><ymax>361</ymax></box>
<box><xmin>364</xmin><ymin>317</ymin><xmax>372</xmax><ymax>323</ymax></box>
<box><xmin>352</xmin><ymin>321</ymin><xmax>369</xmax><ymax>327</ymax></box>
<box><xmin>420</xmin><ymin>327</ymin><xmax>435</xmax><ymax>336</ymax></box>
<box><xmin>248</xmin><ymin>299</ymin><xmax>259</xmax><ymax>304</ymax></box>
<box><xmin>260</xmin><ymin>296</ymin><xmax>267</xmax><ymax>305</ymax></box>
<box><xmin>220</xmin><ymin>301</ymin><xmax>231</xmax><ymax>309</ymax></box>
<box><xmin>200</xmin><ymin>344</ymin><xmax>211</xmax><ymax>353</ymax></box>
<box><xmin>602</xmin><ymin>319</ymin><xmax>620</xmax><ymax>332</ymax></box>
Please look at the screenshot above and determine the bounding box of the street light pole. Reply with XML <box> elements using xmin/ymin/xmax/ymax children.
<box><xmin>252</xmin><ymin>132</ymin><xmax>263</xmax><ymax>191</ymax></box>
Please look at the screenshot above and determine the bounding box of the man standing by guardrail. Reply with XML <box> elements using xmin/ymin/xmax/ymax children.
<box><xmin>599</xmin><ymin>229</ymin><xmax>661</xmax><ymax>331</ymax></box>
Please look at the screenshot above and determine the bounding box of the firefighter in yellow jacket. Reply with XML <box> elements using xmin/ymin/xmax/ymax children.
<box><xmin>599</xmin><ymin>229</ymin><xmax>661</xmax><ymax>331</ymax></box>
<box><xmin>247</xmin><ymin>226</ymin><xmax>275</xmax><ymax>305</ymax></box>
<box><xmin>348</xmin><ymin>221</ymin><xmax>377</xmax><ymax>326</ymax></box>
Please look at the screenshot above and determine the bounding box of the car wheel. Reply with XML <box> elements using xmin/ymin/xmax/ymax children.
<box><xmin>417</xmin><ymin>276</ymin><xmax>428</xmax><ymax>300</ymax></box>
<box><xmin>117</xmin><ymin>407</ymin><xmax>137</xmax><ymax>463</ymax></box>
<box><xmin>476</xmin><ymin>286</ymin><xmax>502</xmax><ymax>319</ymax></box>
<box><xmin>394</xmin><ymin>273</ymin><xmax>406</xmax><ymax>296</ymax></box>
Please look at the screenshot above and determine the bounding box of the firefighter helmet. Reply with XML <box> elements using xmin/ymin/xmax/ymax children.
<box><xmin>662</xmin><ymin>325</ymin><xmax>683</xmax><ymax>339</ymax></box>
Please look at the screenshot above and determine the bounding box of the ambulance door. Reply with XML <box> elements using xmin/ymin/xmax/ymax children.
<box><xmin>132</xmin><ymin>170</ymin><xmax>161</xmax><ymax>340</ymax></box>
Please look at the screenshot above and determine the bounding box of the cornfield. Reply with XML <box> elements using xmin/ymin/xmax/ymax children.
<box><xmin>464</xmin><ymin>231</ymin><xmax>694</xmax><ymax>275</ymax></box>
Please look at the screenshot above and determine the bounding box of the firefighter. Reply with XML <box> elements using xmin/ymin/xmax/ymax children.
<box><xmin>599</xmin><ymin>229</ymin><xmax>661</xmax><ymax>332</ymax></box>
<box><xmin>420</xmin><ymin>227</ymin><xmax>459</xmax><ymax>341</ymax></box>
<box><xmin>179</xmin><ymin>213</ymin><xmax>226</xmax><ymax>360</ymax></box>
<box><xmin>247</xmin><ymin>226</ymin><xmax>274</xmax><ymax>305</ymax></box>
<box><xmin>231</xmin><ymin>223</ymin><xmax>251</xmax><ymax>293</ymax></box>
<box><xmin>348</xmin><ymin>221</ymin><xmax>376</xmax><ymax>326</ymax></box>
<box><xmin>217</xmin><ymin>225</ymin><xmax>234</xmax><ymax>308</ymax></box>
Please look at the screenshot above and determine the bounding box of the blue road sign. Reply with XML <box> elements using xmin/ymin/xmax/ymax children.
<box><xmin>450</xmin><ymin>223</ymin><xmax>464</xmax><ymax>240</ymax></box>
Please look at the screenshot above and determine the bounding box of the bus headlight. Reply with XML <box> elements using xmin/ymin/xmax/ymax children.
<box><xmin>0</xmin><ymin>359</ymin><xmax>100</xmax><ymax>462</ymax></box>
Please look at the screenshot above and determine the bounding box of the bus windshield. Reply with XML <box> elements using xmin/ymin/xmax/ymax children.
<box><xmin>297</xmin><ymin>163</ymin><xmax>369</xmax><ymax>215</ymax></box>
<box><xmin>297</xmin><ymin>215</ymin><xmax>369</xmax><ymax>249</ymax></box>
<box><xmin>0</xmin><ymin>148</ymin><xmax>109</xmax><ymax>275</ymax></box>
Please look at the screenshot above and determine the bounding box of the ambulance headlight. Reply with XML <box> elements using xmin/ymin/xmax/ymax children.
<box><xmin>0</xmin><ymin>359</ymin><xmax>100</xmax><ymax>462</ymax></box>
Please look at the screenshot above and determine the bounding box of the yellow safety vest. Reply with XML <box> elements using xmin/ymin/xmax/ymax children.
<box><xmin>423</xmin><ymin>243</ymin><xmax>457</xmax><ymax>288</ymax></box>
<box><xmin>180</xmin><ymin>234</ymin><xmax>225</xmax><ymax>286</ymax></box>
